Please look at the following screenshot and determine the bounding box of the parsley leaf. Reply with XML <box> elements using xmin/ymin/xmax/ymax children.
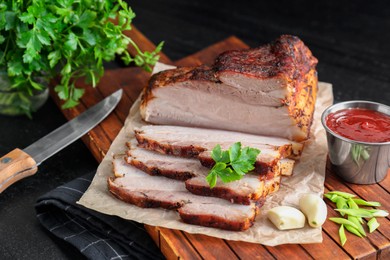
<box><xmin>206</xmin><ymin>142</ymin><xmax>260</xmax><ymax>188</ymax></box>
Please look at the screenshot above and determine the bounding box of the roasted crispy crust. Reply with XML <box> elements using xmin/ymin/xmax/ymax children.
<box><xmin>214</xmin><ymin>35</ymin><xmax>318</xmax><ymax>80</ymax></box>
<box><xmin>287</xmin><ymin>68</ymin><xmax>318</xmax><ymax>141</ymax></box>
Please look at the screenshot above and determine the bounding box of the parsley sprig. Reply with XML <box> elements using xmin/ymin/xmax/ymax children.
<box><xmin>206</xmin><ymin>142</ymin><xmax>260</xmax><ymax>188</ymax></box>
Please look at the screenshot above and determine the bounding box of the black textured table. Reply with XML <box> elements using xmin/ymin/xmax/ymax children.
<box><xmin>0</xmin><ymin>1</ymin><xmax>389</xmax><ymax>259</ymax></box>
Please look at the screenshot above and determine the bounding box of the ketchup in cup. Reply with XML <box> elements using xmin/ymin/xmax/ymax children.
<box><xmin>326</xmin><ymin>108</ymin><xmax>390</xmax><ymax>143</ymax></box>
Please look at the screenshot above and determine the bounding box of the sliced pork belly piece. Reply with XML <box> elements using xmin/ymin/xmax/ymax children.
<box><xmin>109</xmin><ymin>157</ymin><xmax>260</xmax><ymax>231</ymax></box>
<box><xmin>126</xmin><ymin>144</ymin><xmax>201</xmax><ymax>181</ymax></box>
<box><xmin>134</xmin><ymin>125</ymin><xmax>302</xmax><ymax>170</ymax></box>
<box><xmin>140</xmin><ymin>35</ymin><xmax>317</xmax><ymax>142</ymax></box>
<box><xmin>135</xmin><ymin>125</ymin><xmax>302</xmax><ymax>158</ymax></box>
<box><xmin>178</xmin><ymin>198</ymin><xmax>264</xmax><ymax>231</ymax></box>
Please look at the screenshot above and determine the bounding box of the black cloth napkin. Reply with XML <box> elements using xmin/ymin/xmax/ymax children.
<box><xmin>35</xmin><ymin>172</ymin><xmax>164</xmax><ymax>260</ymax></box>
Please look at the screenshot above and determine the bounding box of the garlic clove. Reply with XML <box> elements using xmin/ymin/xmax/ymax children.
<box><xmin>267</xmin><ymin>206</ymin><xmax>306</xmax><ymax>230</ymax></box>
<box><xmin>299</xmin><ymin>193</ymin><xmax>327</xmax><ymax>228</ymax></box>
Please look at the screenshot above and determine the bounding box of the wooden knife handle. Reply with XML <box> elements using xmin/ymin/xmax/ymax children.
<box><xmin>0</xmin><ymin>149</ymin><xmax>37</xmax><ymax>193</ymax></box>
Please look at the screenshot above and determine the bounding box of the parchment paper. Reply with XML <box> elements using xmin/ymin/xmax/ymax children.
<box><xmin>78</xmin><ymin>63</ymin><xmax>333</xmax><ymax>246</ymax></box>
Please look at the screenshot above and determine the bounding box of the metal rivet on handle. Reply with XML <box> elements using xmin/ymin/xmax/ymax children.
<box><xmin>1</xmin><ymin>157</ymin><xmax>12</xmax><ymax>164</ymax></box>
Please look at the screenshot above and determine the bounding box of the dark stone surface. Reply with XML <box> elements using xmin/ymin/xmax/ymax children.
<box><xmin>0</xmin><ymin>1</ymin><xmax>388</xmax><ymax>259</ymax></box>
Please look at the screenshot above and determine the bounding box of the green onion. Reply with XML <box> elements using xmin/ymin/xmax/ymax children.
<box><xmin>352</xmin><ymin>199</ymin><xmax>381</xmax><ymax>207</ymax></box>
<box><xmin>345</xmin><ymin>224</ymin><xmax>363</xmax><ymax>238</ymax></box>
<box><xmin>347</xmin><ymin>215</ymin><xmax>366</xmax><ymax>236</ymax></box>
<box><xmin>335</xmin><ymin>208</ymin><xmax>374</xmax><ymax>218</ymax></box>
<box><xmin>339</xmin><ymin>224</ymin><xmax>347</xmax><ymax>246</ymax></box>
<box><xmin>336</xmin><ymin>197</ymin><xmax>348</xmax><ymax>216</ymax></box>
<box><xmin>366</xmin><ymin>209</ymin><xmax>389</xmax><ymax>217</ymax></box>
<box><xmin>326</xmin><ymin>191</ymin><xmax>355</xmax><ymax>199</ymax></box>
<box><xmin>325</xmin><ymin>190</ymin><xmax>385</xmax><ymax>246</ymax></box>
<box><xmin>329</xmin><ymin>217</ymin><xmax>359</xmax><ymax>230</ymax></box>
<box><xmin>324</xmin><ymin>193</ymin><xmax>339</xmax><ymax>203</ymax></box>
<box><xmin>347</xmin><ymin>198</ymin><xmax>359</xmax><ymax>210</ymax></box>
<box><xmin>367</xmin><ymin>218</ymin><xmax>380</xmax><ymax>233</ymax></box>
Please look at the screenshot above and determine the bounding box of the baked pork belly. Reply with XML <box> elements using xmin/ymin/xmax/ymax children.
<box><xmin>134</xmin><ymin>125</ymin><xmax>302</xmax><ymax>171</ymax></box>
<box><xmin>140</xmin><ymin>35</ymin><xmax>318</xmax><ymax>142</ymax></box>
<box><xmin>109</xmin><ymin>157</ymin><xmax>261</xmax><ymax>231</ymax></box>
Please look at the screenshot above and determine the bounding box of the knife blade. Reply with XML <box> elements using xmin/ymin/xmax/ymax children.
<box><xmin>0</xmin><ymin>89</ymin><xmax>123</xmax><ymax>193</ymax></box>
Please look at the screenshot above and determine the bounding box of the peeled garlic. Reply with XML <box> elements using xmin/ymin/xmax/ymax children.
<box><xmin>267</xmin><ymin>206</ymin><xmax>306</xmax><ymax>230</ymax></box>
<box><xmin>299</xmin><ymin>193</ymin><xmax>327</xmax><ymax>228</ymax></box>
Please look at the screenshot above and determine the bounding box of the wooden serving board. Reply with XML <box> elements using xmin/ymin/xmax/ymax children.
<box><xmin>50</xmin><ymin>27</ymin><xmax>390</xmax><ymax>259</ymax></box>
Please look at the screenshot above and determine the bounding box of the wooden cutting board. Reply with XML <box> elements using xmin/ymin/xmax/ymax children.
<box><xmin>50</xmin><ymin>27</ymin><xmax>390</xmax><ymax>259</ymax></box>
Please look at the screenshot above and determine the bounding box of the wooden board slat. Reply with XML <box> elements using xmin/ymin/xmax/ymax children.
<box><xmin>225</xmin><ymin>240</ymin><xmax>274</xmax><ymax>259</ymax></box>
<box><xmin>50</xmin><ymin>28</ymin><xmax>390</xmax><ymax>259</ymax></box>
<box><xmin>158</xmin><ymin>228</ymin><xmax>202</xmax><ymax>260</ymax></box>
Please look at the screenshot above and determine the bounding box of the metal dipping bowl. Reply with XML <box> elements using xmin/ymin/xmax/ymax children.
<box><xmin>321</xmin><ymin>101</ymin><xmax>390</xmax><ymax>184</ymax></box>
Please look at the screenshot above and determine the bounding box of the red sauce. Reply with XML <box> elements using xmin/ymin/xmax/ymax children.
<box><xmin>326</xmin><ymin>108</ymin><xmax>390</xmax><ymax>143</ymax></box>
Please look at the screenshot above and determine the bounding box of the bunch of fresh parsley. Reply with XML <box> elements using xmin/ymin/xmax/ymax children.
<box><xmin>0</xmin><ymin>0</ymin><xmax>163</xmax><ymax>115</ymax></box>
<box><xmin>206</xmin><ymin>142</ymin><xmax>260</xmax><ymax>188</ymax></box>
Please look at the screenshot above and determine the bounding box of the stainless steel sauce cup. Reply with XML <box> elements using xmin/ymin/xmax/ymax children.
<box><xmin>321</xmin><ymin>100</ymin><xmax>390</xmax><ymax>184</ymax></box>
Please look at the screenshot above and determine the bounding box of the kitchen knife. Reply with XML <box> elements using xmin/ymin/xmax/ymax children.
<box><xmin>0</xmin><ymin>89</ymin><xmax>123</xmax><ymax>193</ymax></box>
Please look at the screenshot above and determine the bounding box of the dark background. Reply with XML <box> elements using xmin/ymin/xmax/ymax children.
<box><xmin>0</xmin><ymin>1</ymin><xmax>388</xmax><ymax>259</ymax></box>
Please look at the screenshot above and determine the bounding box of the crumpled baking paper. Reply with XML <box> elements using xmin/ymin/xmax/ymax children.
<box><xmin>78</xmin><ymin>63</ymin><xmax>333</xmax><ymax>246</ymax></box>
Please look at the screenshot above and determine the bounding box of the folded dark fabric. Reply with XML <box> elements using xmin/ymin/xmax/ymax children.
<box><xmin>35</xmin><ymin>172</ymin><xmax>164</xmax><ymax>260</ymax></box>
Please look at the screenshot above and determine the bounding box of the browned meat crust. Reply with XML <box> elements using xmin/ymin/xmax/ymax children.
<box><xmin>214</xmin><ymin>35</ymin><xmax>317</xmax><ymax>80</ymax></box>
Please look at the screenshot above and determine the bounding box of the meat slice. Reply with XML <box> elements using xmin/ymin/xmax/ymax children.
<box><xmin>140</xmin><ymin>35</ymin><xmax>317</xmax><ymax>142</ymax></box>
<box><xmin>109</xmin><ymin>157</ymin><xmax>261</xmax><ymax>231</ymax></box>
<box><xmin>126</xmin><ymin>143</ymin><xmax>201</xmax><ymax>181</ymax></box>
<box><xmin>134</xmin><ymin>125</ymin><xmax>302</xmax><ymax>170</ymax></box>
